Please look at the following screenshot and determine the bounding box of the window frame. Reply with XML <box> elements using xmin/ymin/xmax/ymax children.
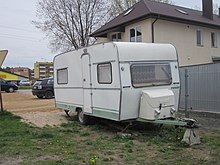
<box><xmin>129</xmin><ymin>26</ymin><xmax>142</xmax><ymax>42</ymax></box>
<box><xmin>211</xmin><ymin>32</ymin><xmax>217</xmax><ymax>48</ymax></box>
<box><xmin>97</xmin><ymin>62</ymin><xmax>112</xmax><ymax>84</ymax></box>
<box><xmin>130</xmin><ymin>63</ymin><xmax>172</xmax><ymax>88</ymax></box>
<box><xmin>111</xmin><ymin>33</ymin><xmax>122</xmax><ymax>42</ymax></box>
<box><xmin>196</xmin><ymin>30</ymin><xmax>203</xmax><ymax>46</ymax></box>
<box><xmin>57</xmin><ymin>68</ymin><xmax>68</xmax><ymax>85</ymax></box>
<box><xmin>47</xmin><ymin>79</ymin><xmax>54</xmax><ymax>85</ymax></box>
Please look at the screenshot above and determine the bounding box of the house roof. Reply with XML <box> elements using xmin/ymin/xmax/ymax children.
<box><xmin>91</xmin><ymin>0</ymin><xmax>220</xmax><ymax>37</ymax></box>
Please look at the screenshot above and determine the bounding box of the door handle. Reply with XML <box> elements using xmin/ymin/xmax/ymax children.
<box><xmin>83</xmin><ymin>78</ymin><xmax>86</xmax><ymax>82</ymax></box>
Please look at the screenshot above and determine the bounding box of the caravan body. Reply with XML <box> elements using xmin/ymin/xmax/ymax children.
<box><xmin>54</xmin><ymin>42</ymin><xmax>180</xmax><ymax>121</ymax></box>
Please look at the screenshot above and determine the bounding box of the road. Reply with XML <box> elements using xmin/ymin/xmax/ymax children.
<box><xmin>17</xmin><ymin>89</ymin><xmax>32</xmax><ymax>95</ymax></box>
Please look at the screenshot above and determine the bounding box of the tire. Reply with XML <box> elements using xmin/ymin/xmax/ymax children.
<box><xmin>77</xmin><ymin>109</ymin><xmax>89</xmax><ymax>125</ymax></box>
<box><xmin>37</xmin><ymin>95</ymin><xmax>44</xmax><ymax>99</ymax></box>
<box><xmin>45</xmin><ymin>91</ymin><xmax>53</xmax><ymax>99</ymax></box>
<box><xmin>8</xmin><ymin>87</ymin><xmax>14</xmax><ymax>93</ymax></box>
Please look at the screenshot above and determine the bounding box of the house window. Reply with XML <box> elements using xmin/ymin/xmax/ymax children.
<box><xmin>211</xmin><ymin>32</ymin><xmax>217</xmax><ymax>48</ymax></box>
<box><xmin>196</xmin><ymin>30</ymin><xmax>203</xmax><ymax>46</ymax></box>
<box><xmin>131</xmin><ymin>63</ymin><xmax>172</xmax><ymax>88</ymax></box>
<box><xmin>57</xmin><ymin>68</ymin><xmax>68</xmax><ymax>84</ymax></box>
<box><xmin>111</xmin><ymin>33</ymin><xmax>121</xmax><ymax>42</ymax></box>
<box><xmin>130</xmin><ymin>29</ymin><xmax>136</xmax><ymax>42</ymax></box>
<box><xmin>97</xmin><ymin>63</ymin><xmax>112</xmax><ymax>84</ymax></box>
<box><xmin>129</xmin><ymin>26</ymin><xmax>142</xmax><ymax>42</ymax></box>
<box><xmin>136</xmin><ymin>26</ymin><xmax>142</xmax><ymax>42</ymax></box>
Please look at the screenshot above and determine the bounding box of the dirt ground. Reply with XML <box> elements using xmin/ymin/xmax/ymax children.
<box><xmin>2</xmin><ymin>91</ymin><xmax>220</xmax><ymax>131</ymax></box>
<box><xmin>2</xmin><ymin>91</ymin><xmax>69</xmax><ymax>127</ymax></box>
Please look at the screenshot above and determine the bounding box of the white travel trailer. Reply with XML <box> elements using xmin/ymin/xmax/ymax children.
<box><xmin>54</xmin><ymin>42</ymin><xmax>181</xmax><ymax>125</ymax></box>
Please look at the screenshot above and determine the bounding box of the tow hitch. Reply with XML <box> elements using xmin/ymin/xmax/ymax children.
<box><xmin>181</xmin><ymin>118</ymin><xmax>200</xmax><ymax>146</ymax></box>
<box><xmin>137</xmin><ymin>117</ymin><xmax>201</xmax><ymax>146</ymax></box>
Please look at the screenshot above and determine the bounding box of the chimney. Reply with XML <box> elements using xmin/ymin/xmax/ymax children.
<box><xmin>219</xmin><ymin>8</ymin><xmax>220</xmax><ymax>17</ymax></box>
<box><xmin>202</xmin><ymin>0</ymin><xmax>213</xmax><ymax>19</ymax></box>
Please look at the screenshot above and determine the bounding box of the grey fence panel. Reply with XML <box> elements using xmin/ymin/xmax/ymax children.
<box><xmin>179</xmin><ymin>63</ymin><xmax>220</xmax><ymax>113</ymax></box>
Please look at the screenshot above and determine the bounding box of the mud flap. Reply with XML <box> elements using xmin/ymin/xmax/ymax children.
<box><xmin>182</xmin><ymin>128</ymin><xmax>200</xmax><ymax>146</ymax></box>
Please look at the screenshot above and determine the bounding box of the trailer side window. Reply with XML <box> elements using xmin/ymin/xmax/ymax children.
<box><xmin>57</xmin><ymin>68</ymin><xmax>68</xmax><ymax>84</ymax></box>
<box><xmin>131</xmin><ymin>63</ymin><xmax>172</xmax><ymax>87</ymax></box>
<box><xmin>97</xmin><ymin>63</ymin><xmax>112</xmax><ymax>84</ymax></box>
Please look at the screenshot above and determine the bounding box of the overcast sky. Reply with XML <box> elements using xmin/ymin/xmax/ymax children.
<box><xmin>0</xmin><ymin>0</ymin><xmax>220</xmax><ymax>69</ymax></box>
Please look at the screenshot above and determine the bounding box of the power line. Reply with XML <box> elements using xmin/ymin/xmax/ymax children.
<box><xmin>0</xmin><ymin>24</ymin><xmax>38</xmax><ymax>33</ymax></box>
<box><xmin>0</xmin><ymin>34</ymin><xmax>48</xmax><ymax>43</ymax></box>
<box><xmin>0</xmin><ymin>33</ymin><xmax>39</xmax><ymax>41</ymax></box>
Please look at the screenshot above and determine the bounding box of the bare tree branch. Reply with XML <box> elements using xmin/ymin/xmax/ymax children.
<box><xmin>33</xmin><ymin>0</ymin><xmax>111</xmax><ymax>52</ymax></box>
<box><xmin>109</xmin><ymin>0</ymin><xmax>174</xmax><ymax>17</ymax></box>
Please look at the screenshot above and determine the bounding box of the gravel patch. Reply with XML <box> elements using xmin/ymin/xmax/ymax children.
<box><xmin>2</xmin><ymin>92</ymin><xmax>69</xmax><ymax>127</ymax></box>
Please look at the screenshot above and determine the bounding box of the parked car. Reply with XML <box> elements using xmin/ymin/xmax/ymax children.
<box><xmin>19</xmin><ymin>80</ymin><xmax>31</xmax><ymax>86</ymax></box>
<box><xmin>0</xmin><ymin>79</ymin><xmax>18</xmax><ymax>93</ymax></box>
<box><xmin>32</xmin><ymin>77</ymin><xmax>54</xmax><ymax>99</ymax></box>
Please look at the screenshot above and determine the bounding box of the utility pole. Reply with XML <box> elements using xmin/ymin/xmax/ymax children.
<box><xmin>184</xmin><ymin>69</ymin><xmax>189</xmax><ymax>118</ymax></box>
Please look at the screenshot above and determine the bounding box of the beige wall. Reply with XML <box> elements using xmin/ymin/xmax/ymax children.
<box><xmin>154</xmin><ymin>20</ymin><xmax>220</xmax><ymax>66</ymax></box>
<box><xmin>96</xmin><ymin>20</ymin><xmax>152</xmax><ymax>43</ymax></box>
<box><xmin>96</xmin><ymin>37</ymin><xmax>110</xmax><ymax>43</ymax></box>
<box><xmin>125</xmin><ymin>19</ymin><xmax>152</xmax><ymax>42</ymax></box>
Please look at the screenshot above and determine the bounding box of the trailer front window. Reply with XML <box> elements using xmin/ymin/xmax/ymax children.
<box><xmin>131</xmin><ymin>63</ymin><xmax>172</xmax><ymax>87</ymax></box>
<box><xmin>57</xmin><ymin>68</ymin><xmax>68</xmax><ymax>84</ymax></box>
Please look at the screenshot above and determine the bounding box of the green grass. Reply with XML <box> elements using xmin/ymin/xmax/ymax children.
<box><xmin>18</xmin><ymin>86</ymin><xmax>32</xmax><ymax>90</ymax></box>
<box><xmin>0</xmin><ymin>111</ymin><xmax>219</xmax><ymax>165</ymax></box>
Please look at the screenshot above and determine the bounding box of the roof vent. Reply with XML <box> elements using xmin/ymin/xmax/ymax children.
<box><xmin>219</xmin><ymin>8</ymin><xmax>220</xmax><ymax>17</ymax></box>
<box><xmin>124</xmin><ymin>8</ymin><xmax>134</xmax><ymax>16</ymax></box>
<box><xmin>175</xmin><ymin>9</ymin><xmax>188</xmax><ymax>15</ymax></box>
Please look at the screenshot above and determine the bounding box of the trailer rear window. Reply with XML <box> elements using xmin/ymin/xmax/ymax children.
<box><xmin>57</xmin><ymin>68</ymin><xmax>68</xmax><ymax>84</ymax></box>
<box><xmin>97</xmin><ymin>63</ymin><xmax>112</xmax><ymax>84</ymax></box>
<box><xmin>131</xmin><ymin>63</ymin><xmax>172</xmax><ymax>87</ymax></box>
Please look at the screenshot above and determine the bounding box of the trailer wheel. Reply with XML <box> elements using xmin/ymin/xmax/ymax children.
<box><xmin>77</xmin><ymin>109</ymin><xmax>88</xmax><ymax>125</ymax></box>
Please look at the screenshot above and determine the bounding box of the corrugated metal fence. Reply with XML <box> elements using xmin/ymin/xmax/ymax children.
<box><xmin>179</xmin><ymin>63</ymin><xmax>220</xmax><ymax>113</ymax></box>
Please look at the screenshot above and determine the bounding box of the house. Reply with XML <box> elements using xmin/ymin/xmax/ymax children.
<box><xmin>10</xmin><ymin>67</ymin><xmax>31</xmax><ymax>79</ymax></box>
<box><xmin>91</xmin><ymin>0</ymin><xmax>220</xmax><ymax>67</ymax></box>
<box><xmin>34</xmin><ymin>62</ymin><xmax>53</xmax><ymax>79</ymax></box>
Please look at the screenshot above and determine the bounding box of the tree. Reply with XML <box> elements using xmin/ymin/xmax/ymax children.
<box><xmin>109</xmin><ymin>0</ymin><xmax>174</xmax><ymax>17</ymax></box>
<box><xmin>154</xmin><ymin>0</ymin><xmax>174</xmax><ymax>4</ymax></box>
<box><xmin>213</xmin><ymin>3</ymin><xmax>220</xmax><ymax>15</ymax></box>
<box><xmin>34</xmin><ymin>0</ymin><xmax>111</xmax><ymax>51</ymax></box>
<box><xmin>2</xmin><ymin>67</ymin><xmax>11</xmax><ymax>73</ymax></box>
<box><xmin>193</xmin><ymin>3</ymin><xmax>219</xmax><ymax>14</ymax></box>
<box><xmin>34</xmin><ymin>0</ymin><xmax>174</xmax><ymax>52</ymax></box>
<box><xmin>110</xmin><ymin>0</ymin><xmax>139</xmax><ymax>17</ymax></box>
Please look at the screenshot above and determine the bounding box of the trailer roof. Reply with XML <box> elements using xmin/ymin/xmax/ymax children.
<box><xmin>113</xmin><ymin>42</ymin><xmax>178</xmax><ymax>62</ymax></box>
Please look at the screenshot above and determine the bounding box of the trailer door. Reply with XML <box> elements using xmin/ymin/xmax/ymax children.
<box><xmin>81</xmin><ymin>54</ymin><xmax>92</xmax><ymax>114</ymax></box>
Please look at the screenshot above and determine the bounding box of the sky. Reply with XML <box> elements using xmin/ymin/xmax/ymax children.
<box><xmin>0</xmin><ymin>0</ymin><xmax>220</xmax><ymax>69</ymax></box>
